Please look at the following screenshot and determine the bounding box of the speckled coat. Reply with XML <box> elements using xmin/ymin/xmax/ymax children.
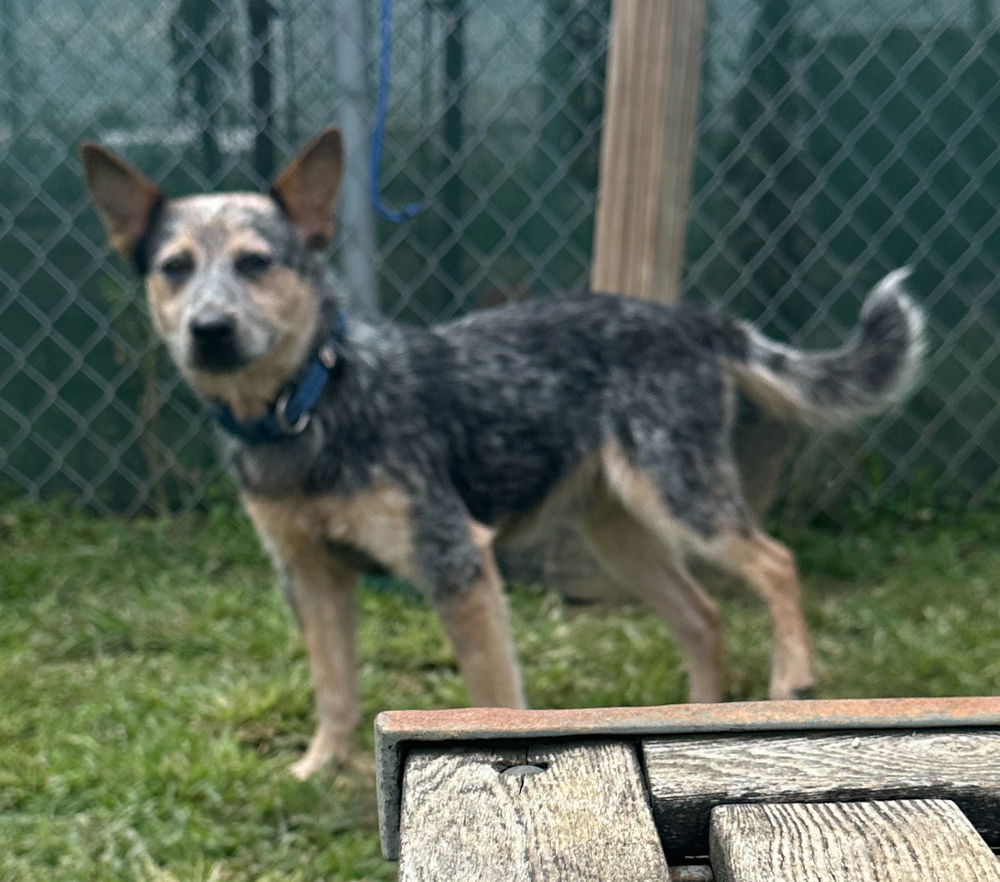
<box><xmin>82</xmin><ymin>127</ymin><xmax>924</xmax><ymax>779</ymax></box>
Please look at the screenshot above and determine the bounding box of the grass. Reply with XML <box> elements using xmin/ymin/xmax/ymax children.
<box><xmin>2</xmin><ymin>498</ymin><xmax>999</xmax><ymax>880</ymax></box>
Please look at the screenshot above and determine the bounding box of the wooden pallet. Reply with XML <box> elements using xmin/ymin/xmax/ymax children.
<box><xmin>375</xmin><ymin>697</ymin><xmax>1000</xmax><ymax>881</ymax></box>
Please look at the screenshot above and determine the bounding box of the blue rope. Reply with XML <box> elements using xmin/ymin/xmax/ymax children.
<box><xmin>370</xmin><ymin>0</ymin><xmax>422</xmax><ymax>222</ymax></box>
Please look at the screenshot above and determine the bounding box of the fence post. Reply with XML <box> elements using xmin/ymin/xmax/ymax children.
<box><xmin>333</xmin><ymin>0</ymin><xmax>381</xmax><ymax>317</ymax></box>
<box><xmin>591</xmin><ymin>0</ymin><xmax>706</xmax><ymax>303</ymax></box>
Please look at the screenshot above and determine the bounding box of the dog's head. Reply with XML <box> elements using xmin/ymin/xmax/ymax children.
<box><xmin>81</xmin><ymin>129</ymin><xmax>344</xmax><ymax>417</ymax></box>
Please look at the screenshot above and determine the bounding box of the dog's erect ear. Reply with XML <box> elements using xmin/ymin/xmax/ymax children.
<box><xmin>270</xmin><ymin>127</ymin><xmax>344</xmax><ymax>249</ymax></box>
<box><xmin>80</xmin><ymin>143</ymin><xmax>163</xmax><ymax>264</ymax></box>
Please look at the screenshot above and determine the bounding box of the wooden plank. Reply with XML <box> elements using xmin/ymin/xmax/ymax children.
<box><xmin>376</xmin><ymin>698</ymin><xmax>1000</xmax><ymax>858</ymax></box>
<box><xmin>643</xmin><ymin>730</ymin><xmax>1000</xmax><ymax>859</ymax></box>
<box><xmin>710</xmin><ymin>799</ymin><xmax>1000</xmax><ymax>882</ymax></box>
<box><xmin>397</xmin><ymin>740</ymin><xmax>670</xmax><ymax>882</ymax></box>
<box><xmin>591</xmin><ymin>0</ymin><xmax>706</xmax><ymax>302</ymax></box>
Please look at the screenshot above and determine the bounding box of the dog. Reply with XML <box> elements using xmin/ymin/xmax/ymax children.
<box><xmin>81</xmin><ymin>127</ymin><xmax>924</xmax><ymax>779</ymax></box>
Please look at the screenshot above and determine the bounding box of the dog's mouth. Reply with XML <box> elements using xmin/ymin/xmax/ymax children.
<box><xmin>189</xmin><ymin>337</ymin><xmax>251</xmax><ymax>374</ymax></box>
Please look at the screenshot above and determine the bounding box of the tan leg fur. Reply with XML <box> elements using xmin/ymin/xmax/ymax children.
<box><xmin>243</xmin><ymin>495</ymin><xmax>361</xmax><ymax>779</ymax></box>
<box><xmin>435</xmin><ymin>523</ymin><xmax>526</xmax><ymax>709</ymax></box>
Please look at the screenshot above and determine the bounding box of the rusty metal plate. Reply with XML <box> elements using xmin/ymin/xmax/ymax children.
<box><xmin>374</xmin><ymin>697</ymin><xmax>1000</xmax><ymax>859</ymax></box>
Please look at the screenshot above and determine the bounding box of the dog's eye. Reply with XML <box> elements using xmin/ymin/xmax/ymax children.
<box><xmin>158</xmin><ymin>254</ymin><xmax>194</xmax><ymax>280</ymax></box>
<box><xmin>234</xmin><ymin>252</ymin><xmax>274</xmax><ymax>276</ymax></box>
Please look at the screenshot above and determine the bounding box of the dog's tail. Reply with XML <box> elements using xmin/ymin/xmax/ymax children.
<box><xmin>727</xmin><ymin>269</ymin><xmax>925</xmax><ymax>427</ymax></box>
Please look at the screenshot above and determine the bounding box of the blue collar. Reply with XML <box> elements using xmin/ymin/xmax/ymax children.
<box><xmin>211</xmin><ymin>312</ymin><xmax>347</xmax><ymax>445</ymax></box>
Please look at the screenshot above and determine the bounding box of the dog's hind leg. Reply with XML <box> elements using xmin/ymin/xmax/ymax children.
<box><xmin>700</xmin><ymin>530</ymin><xmax>814</xmax><ymax>700</ymax></box>
<box><xmin>433</xmin><ymin>531</ymin><xmax>527</xmax><ymax>709</ymax></box>
<box><xmin>599</xmin><ymin>442</ymin><xmax>813</xmax><ymax>701</ymax></box>
<box><xmin>581</xmin><ymin>491</ymin><xmax>725</xmax><ymax>703</ymax></box>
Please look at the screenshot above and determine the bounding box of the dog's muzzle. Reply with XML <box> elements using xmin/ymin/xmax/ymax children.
<box><xmin>189</xmin><ymin>312</ymin><xmax>246</xmax><ymax>372</ymax></box>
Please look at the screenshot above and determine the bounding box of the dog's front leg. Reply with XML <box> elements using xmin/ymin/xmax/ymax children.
<box><xmin>434</xmin><ymin>546</ymin><xmax>527</xmax><ymax>709</ymax></box>
<box><xmin>284</xmin><ymin>560</ymin><xmax>360</xmax><ymax>780</ymax></box>
<box><xmin>243</xmin><ymin>497</ymin><xmax>361</xmax><ymax>779</ymax></box>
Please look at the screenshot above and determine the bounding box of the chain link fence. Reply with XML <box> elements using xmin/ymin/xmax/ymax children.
<box><xmin>1</xmin><ymin>0</ymin><xmax>998</xmax><ymax>520</ymax></box>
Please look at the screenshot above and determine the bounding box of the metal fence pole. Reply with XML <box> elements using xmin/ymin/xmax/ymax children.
<box><xmin>333</xmin><ymin>0</ymin><xmax>380</xmax><ymax>317</ymax></box>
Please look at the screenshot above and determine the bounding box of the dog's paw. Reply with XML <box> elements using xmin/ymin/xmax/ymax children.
<box><xmin>290</xmin><ymin>754</ymin><xmax>326</xmax><ymax>781</ymax></box>
<box><xmin>290</xmin><ymin>725</ymin><xmax>354</xmax><ymax>779</ymax></box>
<box><xmin>768</xmin><ymin>681</ymin><xmax>816</xmax><ymax>701</ymax></box>
<box><xmin>290</xmin><ymin>745</ymin><xmax>369</xmax><ymax>780</ymax></box>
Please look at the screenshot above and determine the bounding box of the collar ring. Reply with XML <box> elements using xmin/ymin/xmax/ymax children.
<box><xmin>274</xmin><ymin>390</ymin><xmax>312</xmax><ymax>435</ymax></box>
<box><xmin>318</xmin><ymin>344</ymin><xmax>337</xmax><ymax>369</ymax></box>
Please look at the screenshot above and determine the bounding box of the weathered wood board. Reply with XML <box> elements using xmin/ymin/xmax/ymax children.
<box><xmin>376</xmin><ymin>699</ymin><xmax>1000</xmax><ymax>859</ymax></box>
<box><xmin>591</xmin><ymin>0</ymin><xmax>706</xmax><ymax>303</ymax></box>
<box><xmin>398</xmin><ymin>740</ymin><xmax>670</xmax><ymax>882</ymax></box>
<box><xmin>710</xmin><ymin>798</ymin><xmax>1000</xmax><ymax>882</ymax></box>
<box><xmin>644</xmin><ymin>730</ymin><xmax>1000</xmax><ymax>858</ymax></box>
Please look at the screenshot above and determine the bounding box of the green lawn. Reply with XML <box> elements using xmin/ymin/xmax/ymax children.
<box><xmin>2</xmin><ymin>499</ymin><xmax>999</xmax><ymax>880</ymax></box>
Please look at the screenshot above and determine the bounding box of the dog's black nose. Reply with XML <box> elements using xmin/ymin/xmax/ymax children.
<box><xmin>189</xmin><ymin>313</ymin><xmax>244</xmax><ymax>372</ymax></box>
<box><xmin>189</xmin><ymin>313</ymin><xmax>237</xmax><ymax>343</ymax></box>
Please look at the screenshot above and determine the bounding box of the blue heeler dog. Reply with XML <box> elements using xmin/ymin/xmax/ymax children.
<box><xmin>82</xmin><ymin>127</ymin><xmax>924</xmax><ymax>778</ymax></box>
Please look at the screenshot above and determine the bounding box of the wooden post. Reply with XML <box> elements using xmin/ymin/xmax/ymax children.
<box><xmin>591</xmin><ymin>0</ymin><xmax>706</xmax><ymax>302</ymax></box>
